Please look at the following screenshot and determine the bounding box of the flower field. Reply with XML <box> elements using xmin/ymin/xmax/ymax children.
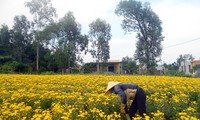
<box><xmin>0</xmin><ymin>74</ymin><xmax>200</xmax><ymax>120</ymax></box>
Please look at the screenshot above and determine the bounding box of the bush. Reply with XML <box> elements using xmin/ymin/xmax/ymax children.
<box><xmin>0</xmin><ymin>98</ymin><xmax>3</xmax><ymax>104</ymax></box>
<box><xmin>165</xmin><ymin>70</ymin><xmax>192</xmax><ymax>77</ymax></box>
<box><xmin>189</xmin><ymin>92</ymin><xmax>199</xmax><ymax>102</ymax></box>
<box><xmin>71</xmin><ymin>68</ymin><xmax>80</xmax><ymax>74</ymax></box>
<box><xmin>197</xmin><ymin>98</ymin><xmax>200</xmax><ymax>118</ymax></box>
<box><xmin>40</xmin><ymin>98</ymin><xmax>54</xmax><ymax>110</ymax></box>
<box><xmin>0</xmin><ymin>56</ymin><xmax>13</xmax><ymax>64</ymax></box>
<box><xmin>41</xmin><ymin>71</ymin><xmax>55</xmax><ymax>75</ymax></box>
<box><xmin>12</xmin><ymin>62</ymin><xmax>32</xmax><ymax>73</ymax></box>
<box><xmin>38</xmin><ymin>67</ymin><xmax>47</xmax><ymax>73</ymax></box>
<box><xmin>0</xmin><ymin>61</ymin><xmax>33</xmax><ymax>73</ymax></box>
<box><xmin>102</xmin><ymin>72</ymin><xmax>115</xmax><ymax>75</ymax></box>
<box><xmin>81</xmin><ymin>63</ymin><xmax>96</xmax><ymax>73</ymax></box>
<box><xmin>0</xmin><ymin>63</ymin><xmax>14</xmax><ymax>73</ymax></box>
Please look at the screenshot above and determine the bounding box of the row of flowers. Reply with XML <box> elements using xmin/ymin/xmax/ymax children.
<box><xmin>0</xmin><ymin>74</ymin><xmax>200</xmax><ymax>119</ymax></box>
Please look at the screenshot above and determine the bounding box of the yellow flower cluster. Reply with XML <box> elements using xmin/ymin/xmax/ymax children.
<box><xmin>0</xmin><ymin>74</ymin><xmax>200</xmax><ymax>119</ymax></box>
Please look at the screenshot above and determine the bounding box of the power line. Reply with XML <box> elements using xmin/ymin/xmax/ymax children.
<box><xmin>110</xmin><ymin>37</ymin><xmax>200</xmax><ymax>59</ymax></box>
<box><xmin>164</xmin><ymin>37</ymin><xmax>200</xmax><ymax>49</ymax></box>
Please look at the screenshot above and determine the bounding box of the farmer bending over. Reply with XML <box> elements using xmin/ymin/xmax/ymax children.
<box><xmin>105</xmin><ymin>82</ymin><xmax>146</xmax><ymax>120</ymax></box>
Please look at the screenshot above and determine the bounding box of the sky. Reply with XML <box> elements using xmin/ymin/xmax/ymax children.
<box><xmin>0</xmin><ymin>0</ymin><xmax>200</xmax><ymax>64</ymax></box>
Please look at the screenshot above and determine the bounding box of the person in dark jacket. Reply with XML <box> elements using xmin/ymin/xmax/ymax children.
<box><xmin>105</xmin><ymin>81</ymin><xmax>146</xmax><ymax>120</ymax></box>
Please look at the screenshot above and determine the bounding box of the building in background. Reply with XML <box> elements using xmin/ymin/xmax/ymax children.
<box><xmin>192</xmin><ymin>60</ymin><xmax>200</xmax><ymax>76</ymax></box>
<box><xmin>179</xmin><ymin>61</ymin><xmax>192</xmax><ymax>75</ymax></box>
<box><xmin>84</xmin><ymin>60</ymin><xmax>123</xmax><ymax>74</ymax></box>
<box><xmin>155</xmin><ymin>65</ymin><xmax>165</xmax><ymax>75</ymax></box>
<box><xmin>178</xmin><ymin>60</ymin><xmax>200</xmax><ymax>76</ymax></box>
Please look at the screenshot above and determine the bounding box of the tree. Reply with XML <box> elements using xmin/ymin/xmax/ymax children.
<box><xmin>177</xmin><ymin>54</ymin><xmax>194</xmax><ymax>66</ymax></box>
<box><xmin>122</xmin><ymin>56</ymin><xmax>133</xmax><ymax>64</ymax></box>
<box><xmin>12</xmin><ymin>15</ymin><xmax>32</xmax><ymax>62</ymax></box>
<box><xmin>0</xmin><ymin>24</ymin><xmax>12</xmax><ymax>56</ymax></box>
<box><xmin>59</xmin><ymin>12</ymin><xmax>88</xmax><ymax>68</ymax></box>
<box><xmin>163</xmin><ymin>62</ymin><xmax>179</xmax><ymax>71</ymax></box>
<box><xmin>122</xmin><ymin>56</ymin><xmax>138</xmax><ymax>74</ymax></box>
<box><xmin>115</xmin><ymin>0</ymin><xmax>164</xmax><ymax>74</ymax></box>
<box><xmin>127</xmin><ymin>61</ymin><xmax>138</xmax><ymax>74</ymax></box>
<box><xmin>0</xmin><ymin>24</ymin><xmax>13</xmax><ymax>66</ymax></box>
<box><xmin>89</xmin><ymin>18</ymin><xmax>111</xmax><ymax>72</ymax></box>
<box><xmin>25</xmin><ymin>0</ymin><xmax>57</xmax><ymax>71</ymax></box>
<box><xmin>41</xmin><ymin>11</ymin><xmax>88</xmax><ymax>72</ymax></box>
<box><xmin>122</xmin><ymin>56</ymin><xmax>133</xmax><ymax>73</ymax></box>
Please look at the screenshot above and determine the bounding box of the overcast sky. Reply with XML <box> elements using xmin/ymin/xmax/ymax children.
<box><xmin>1</xmin><ymin>0</ymin><xmax>200</xmax><ymax>64</ymax></box>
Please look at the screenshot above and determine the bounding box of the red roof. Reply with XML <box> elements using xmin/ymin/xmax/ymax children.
<box><xmin>192</xmin><ymin>60</ymin><xmax>200</xmax><ymax>63</ymax></box>
<box><xmin>75</xmin><ymin>63</ymin><xmax>81</xmax><ymax>68</ymax></box>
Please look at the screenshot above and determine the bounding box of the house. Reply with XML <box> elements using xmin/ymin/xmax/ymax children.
<box><xmin>85</xmin><ymin>60</ymin><xmax>123</xmax><ymax>74</ymax></box>
<box><xmin>155</xmin><ymin>65</ymin><xmax>165</xmax><ymax>75</ymax></box>
<box><xmin>179</xmin><ymin>61</ymin><xmax>192</xmax><ymax>75</ymax></box>
<box><xmin>192</xmin><ymin>60</ymin><xmax>200</xmax><ymax>76</ymax></box>
<box><xmin>178</xmin><ymin>60</ymin><xmax>200</xmax><ymax>76</ymax></box>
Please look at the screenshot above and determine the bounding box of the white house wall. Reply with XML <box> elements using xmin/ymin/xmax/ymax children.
<box><xmin>179</xmin><ymin>61</ymin><xmax>192</xmax><ymax>75</ymax></box>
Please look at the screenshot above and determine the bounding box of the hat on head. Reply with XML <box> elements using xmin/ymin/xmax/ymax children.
<box><xmin>105</xmin><ymin>81</ymin><xmax>121</xmax><ymax>94</ymax></box>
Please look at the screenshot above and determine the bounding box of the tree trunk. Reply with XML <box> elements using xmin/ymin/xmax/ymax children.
<box><xmin>97</xmin><ymin>62</ymin><xmax>100</xmax><ymax>73</ymax></box>
<box><xmin>37</xmin><ymin>42</ymin><xmax>39</xmax><ymax>71</ymax></box>
<box><xmin>96</xmin><ymin>60</ymin><xmax>100</xmax><ymax>73</ymax></box>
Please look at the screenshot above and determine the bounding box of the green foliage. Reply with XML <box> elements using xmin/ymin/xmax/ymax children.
<box><xmin>81</xmin><ymin>63</ymin><xmax>96</xmax><ymax>73</ymax></box>
<box><xmin>25</xmin><ymin>0</ymin><xmax>57</xmax><ymax>71</ymax></box>
<box><xmin>165</xmin><ymin>70</ymin><xmax>184</xmax><ymax>76</ymax></box>
<box><xmin>17</xmin><ymin>97</ymin><xmax>35</xmax><ymax>108</ymax></box>
<box><xmin>0</xmin><ymin>63</ymin><xmax>14</xmax><ymax>73</ymax></box>
<box><xmin>71</xmin><ymin>68</ymin><xmax>80</xmax><ymax>74</ymax></box>
<box><xmin>0</xmin><ymin>61</ymin><xmax>32</xmax><ymax>73</ymax></box>
<box><xmin>1</xmin><ymin>1</ymin><xmax>90</xmax><ymax>74</ymax></box>
<box><xmin>115</xmin><ymin>0</ymin><xmax>163</xmax><ymax>74</ymax></box>
<box><xmin>38</xmin><ymin>67</ymin><xmax>47</xmax><ymax>73</ymax></box>
<box><xmin>41</xmin><ymin>11</ymin><xmax>88</xmax><ymax>72</ymax></box>
<box><xmin>13</xmin><ymin>61</ymin><xmax>32</xmax><ymax>73</ymax></box>
<box><xmin>189</xmin><ymin>92</ymin><xmax>199</xmax><ymax>102</ymax></box>
<box><xmin>0</xmin><ymin>56</ymin><xmax>13</xmax><ymax>64</ymax></box>
<box><xmin>197</xmin><ymin>98</ymin><xmax>200</xmax><ymax>118</ymax></box>
<box><xmin>0</xmin><ymin>24</ymin><xmax>12</xmax><ymax>56</ymax></box>
<box><xmin>176</xmin><ymin>54</ymin><xmax>194</xmax><ymax>66</ymax></box>
<box><xmin>12</xmin><ymin>15</ymin><xmax>32</xmax><ymax>62</ymax></box>
<box><xmin>127</xmin><ymin>61</ymin><xmax>138</xmax><ymax>74</ymax></box>
<box><xmin>40</xmin><ymin>71</ymin><xmax>55</xmax><ymax>75</ymax></box>
<box><xmin>58</xmin><ymin>11</ymin><xmax>88</xmax><ymax>69</ymax></box>
<box><xmin>25</xmin><ymin>0</ymin><xmax>57</xmax><ymax>29</ymax></box>
<box><xmin>188</xmin><ymin>92</ymin><xmax>200</xmax><ymax>118</ymax></box>
<box><xmin>0</xmin><ymin>98</ymin><xmax>3</xmax><ymax>104</ymax></box>
<box><xmin>89</xmin><ymin>18</ymin><xmax>111</xmax><ymax>62</ymax></box>
<box><xmin>40</xmin><ymin>98</ymin><xmax>54</xmax><ymax>110</ymax></box>
<box><xmin>165</xmin><ymin>70</ymin><xmax>192</xmax><ymax>77</ymax></box>
<box><xmin>164</xmin><ymin>62</ymin><xmax>179</xmax><ymax>71</ymax></box>
<box><xmin>122</xmin><ymin>56</ymin><xmax>138</xmax><ymax>74</ymax></box>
